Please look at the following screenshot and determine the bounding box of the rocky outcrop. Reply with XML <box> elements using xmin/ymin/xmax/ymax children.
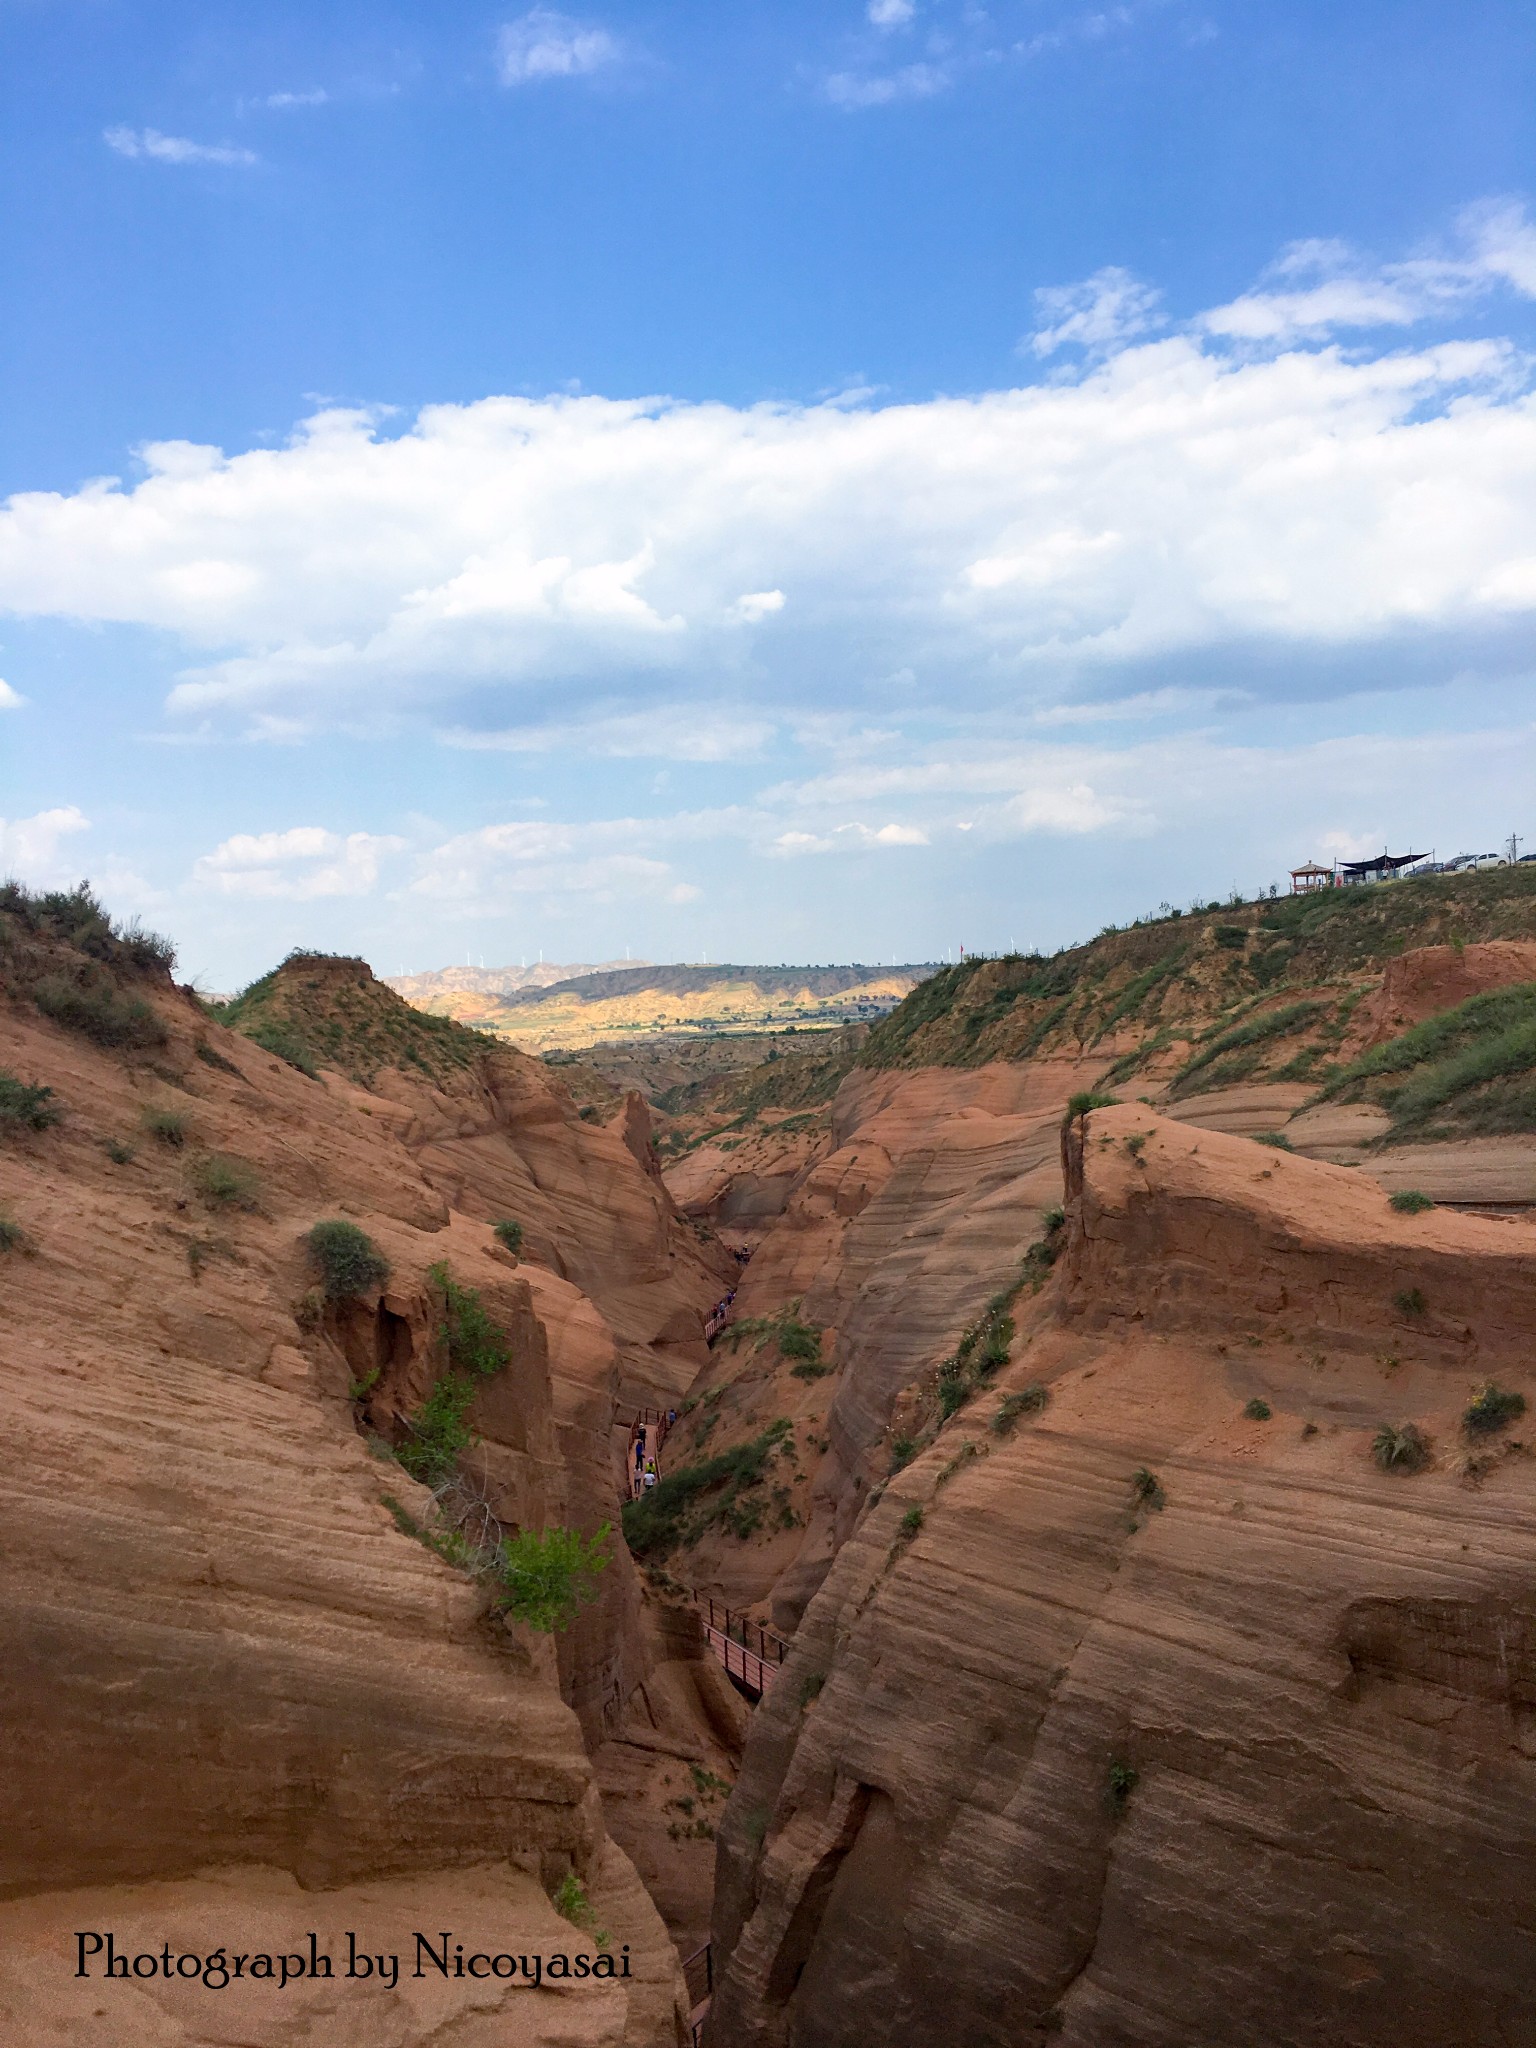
<box><xmin>0</xmin><ymin>936</ymin><xmax>691</xmax><ymax>2044</ymax></box>
<box><xmin>707</xmin><ymin>1106</ymin><xmax>1536</xmax><ymax>2048</ymax></box>
<box><xmin>1351</xmin><ymin>940</ymin><xmax>1536</xmax><ymax>1051</ymax></box>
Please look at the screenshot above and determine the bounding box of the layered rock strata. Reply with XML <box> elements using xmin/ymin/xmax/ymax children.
<box><xmin>0</xmin><ymin>946</ymin><xmax>699</xmax><ymax>2045</ymax></box>
<box><xmin>708</xmin><ymin>1106</ymin><xmax>1536</xmax><ymax>2048</ymax></box>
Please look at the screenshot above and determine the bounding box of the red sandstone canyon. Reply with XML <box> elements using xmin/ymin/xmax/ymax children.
<box><xmin>3</xmin><ymin>866</ymin><xmax>1535</xmax><ymax>2047</ymax></box>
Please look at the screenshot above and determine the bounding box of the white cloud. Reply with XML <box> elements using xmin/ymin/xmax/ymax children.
<box><xmin>264</xmin><ymin>89</ymin><xmax>328</xmax><ymax>109</ymax></box>
<box><xmin>0</xmin><ymin>679</ymin><xmax>25</xmax><ymax>709</ymax></box>
<box><xmin>104</xmin><ymin>127</ymin><xmax>258</xmax><ymax>168</ymax></box>
<box><xmin>770</xmin><ymin>819</ymin><xmax>930</xmax><ymax>856</ymax></box>
<box><xmin>193</xmin><ymin>827</ymin><xmax>405</xmax><ymax>898</ymax></box>
<box><xmin>824</xmin><ymin>62</ymin><xmax>949</xmax><ymax>107</ymax></box>
<box><xmin>439</xmin><ymin>704</ymin><xmax>775</xmax><ymax>760</ymax></box>
<box><xmin>867</xmin><ymin>0</ymin><xmax>916</xmax><ymax>25</ymax></box>
<box><xmin>0</xmin><ymin>211</ymin><xmax>1533</xmax><ymax>751</ymax></box>
<box><xmin>0</xmin><ymin>805</ymin><xmax>89</xmax><ymax>882</ymax></box>
<box><xmin>1029</xmin><ymin>266</ymin><xmax>1163</xmax><ymax>357</ymax></box>
<box><xmin>496</xmin><ymin>10</ymin><xmax>622</xmax><ymax>84</ymax></box>
<box><xmin>731</xmin><ymin>589</ymin><xmax>785</xmax><ymax>622</ymax></box>
<box><xmin>1203</xmin><ymin>200</ymin><xmax>1536</xmax><ymax>341</ymax></box>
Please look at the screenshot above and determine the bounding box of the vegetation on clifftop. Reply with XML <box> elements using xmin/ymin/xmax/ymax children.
<box><xmin>216</xmin><ymin>950</ymin><xmax>499</xmax><ymax>1087</ymax></box>
<box><xmin>855</xmin><ymin>867</ymin><xmax>1536</xmax><ymax>1102</ymax></box>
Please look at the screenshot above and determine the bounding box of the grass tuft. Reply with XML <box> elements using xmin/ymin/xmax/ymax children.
<box><xmin>1373</xmin><ymin>1421</ymin><xmax>1430</xmax><ymax>1473</ymax></box>
<box><xmin>1389</xmin><ymin>1189</ymin><xmax>1435</xmax><ymax>1214</ymax></box>
<box><xmin>191</xmin><ymin>1153</ymin><xmax>261</xmax><ymax>1210</ymax></box>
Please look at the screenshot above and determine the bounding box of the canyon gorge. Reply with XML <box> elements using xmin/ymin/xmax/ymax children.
<box><xmin>2</xmin><ymin>865</ymin><xmax>1535</xmax><ymax>2046</ymax></box>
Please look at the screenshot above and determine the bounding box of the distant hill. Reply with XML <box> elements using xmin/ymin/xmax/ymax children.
<box><xmin>394</xmin><ymin>960</ymin><xmax>936</xmax><ymax>1053</ymax></box>
<box><xmin>385</xmin><ymin>959</ymin><xmax>642</xmax><ymax>1004</ymax></box>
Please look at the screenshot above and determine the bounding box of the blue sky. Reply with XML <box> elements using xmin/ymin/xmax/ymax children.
<box><xmin>1</xmin><ymin>0</ymin><xmax>1534</xmax><ymax>988</ymax></box>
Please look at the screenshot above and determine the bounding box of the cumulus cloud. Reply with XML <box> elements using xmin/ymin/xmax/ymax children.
<box><xmin>0</xmin><ymin>805</ymin><xmax>89</xmax><ymax>882</ymax></box>
<box><xmin>193</xmin><ymin>827</ymin><xmax>406</xmax><ymax>898</ymax></box>
<box><xmin>1203</xmin><ymin>200</ymin><xmax>1536</xmax><ymax>341</ymax></box>
<box><xmin>867</xmin><ymin>0</ymin><xmax>916</xmax><ymax>25</ymax></box>
<box><xmin>104</xmin><ymin>127</ymin><xmax>258</xmax><ymax>167</ymax></box>
<box><xmin>1029</xmin><ymin>266</ymin><xmax>1164</xmax><ymax>357</ymax></box>
<box><xmin>0</xmin><ymin>679</ymin><xmax>25</xmax><ymax>709</ymax></box>
<box><xmin>496</xmin><ymin>10</ymin><xmax>622</xmax><ymax>84</ymax></box>
<box><xmin>0</xmin><ymin>212</ymin><xmax>1533</xmax><ymax>751</ymax></box>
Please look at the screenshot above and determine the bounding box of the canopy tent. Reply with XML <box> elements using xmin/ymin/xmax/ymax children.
<box><xmin>1337</xmin><ymin>851</ymin><xmax>1424</xmax><ymax>881</ymax></box>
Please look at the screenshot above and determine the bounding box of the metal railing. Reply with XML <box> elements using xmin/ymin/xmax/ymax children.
<box><xmin>697</xmin><ymin>1595</ymin><xmax>790</xmax><ymax>1668</ymax></box>
<box><xmin>683</xmin><ymin>1941</ymin><xmax>712</xmax><ymax>2045</ymax></box>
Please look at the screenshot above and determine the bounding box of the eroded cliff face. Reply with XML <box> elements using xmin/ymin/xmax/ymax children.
<box><xmin>707</xmin><ymin>1107</ymin><xmax>1536</xmax><ymax>2048</ymax></box>
<box><xmin>0</xmin><ymin>933</ymin><xmax>713</xmax><ymax>2045</ymax></box>
<box><xmin>666</xmin><ymin>1059</ymin><xmax>1098</xmax><ymax>1625</ymax></box>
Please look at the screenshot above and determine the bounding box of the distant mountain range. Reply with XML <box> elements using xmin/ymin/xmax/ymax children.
<box><xmin>384</xmin><ymin>960</ymin><xmax>646</xmax><ymax>1003</ymax></box>
<box><xmin>389</xmin><ymin>960</ymin><xmax>936</xmax><ymax>1053</ymax></box>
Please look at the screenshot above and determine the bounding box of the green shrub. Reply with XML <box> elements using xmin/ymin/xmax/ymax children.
<box><xmin>32</xmin><ymin>973</ymin><xmax>167</xmax><ymax>1048</ymax></box>
<box><xmin>980</xmin><ymin>1316</ymin><xmax>1015</xmax><ymax>1371</ymax></box>
<box><xmin>428</xmin><ymin>1262</ymin><xmax>510</xmax><ymax>1376</ymax></box>
<box><xmin>937</xmin><ymin>1368</ymin><xmax>970</xmax><ymax>1420</ymax></box>
<box><xmin>194</xmin><ymin>1039</ymin><xmax>242</xmax><ymax>1075</ymax></box>
<box><xmin>1393</xmin><ymin>1287</ymin><xmax>1426</xmax><ymax>1318</ymax></box>
<box><xmin>0</xmin><ymin>1073</ymin><xmax>60</xmax><ymax>1132</ymax></box>
<box><xmin>992</xmin><ymin>1384</ymin><xmax>1048</xmax><ymax>1433</ymax></box>
<box><xmin>1065</xmin><ymin>1090</ymin><xmax>1118</xmax><ymax>1121</ymax></box>
<box><xmin>396</xmin><ymin>1373</ymin><xmax>478</xmax><ymax>1485</ymax></box>
<box><xmin>1373</xmin><ymin>1421</ymin><xmax>1430</xmax><ymax>1473</ymax></box>
<box><xmin>306</xmin><ymin>1219</ymin><xmax>390</xmax><ymax>1300</ymax></box>
<box><xmin>0</xmin><ymin>1216</ymin><xmax>25</xmax><ymax>1254</ymax></box>
<box><xmin>899</xmin><ymin>1505</ymin><xmax>924</xmax><ymax>1538</ymax></box>
<box><xmin>1107</xmin><ymin>1759</ymin><xmax>1138</xmax><ymax>1809</ymax></box>
<box><xmin>1464</xmin><ymin>1384</ymin><xmax>1527</xmax><ymax>1437</ymax></box>
<box><xmin>496</xmin><ymin>1524</ymin><xmax>611</xmax><ymax>1632</ymax></box>
<box><xmin>778</xmin><ymin>1319</ymin><xmax>821</xmax><ymax>1363</ymax></box>
<box><xmin>1243</xmin><ymin>1398</ymin><xmax>1272</xmax><ymax>1421</ymax></box>
<box><xmin>551</xmin><ymin>1872</ymin><xmax>609</xmax><ymax>1948</ymax></box>
<box><xmin>889</xmin><ymin>1433</ymin><xmax>918</xmax><ymax>1474</ymax></box>
<box><xmin>1171</xmin><ymin>1000</ymin><xmax>1326</xmax><ymax>1096</ymax></box>
<box><xmin>1131</xmin><ymin>1466</ymin><xmax>1166</xmax><ymax>1510</ymax></box>
<box><xmin>493</xmin><ymin>1218</ymin><xmax>524</xmax><ymax>1255</ymax></box>
<box><xmin>191</xmin><ymin>1153</ymin><xmax>261</xmax><ymax>1210</ymax></box>
<box><xmin>1389</xmin><ymin>1190</ymin><xmax>1435</xmax><ymax>1214</ymax></box>
<box><xmin>141</xmin><ymin>1107</ymin><xmax>187</xmax><ymax>1147</ymax></box>
<box><xmin>790</xmin><ymin>1359</ymin><xmax>832</xmax><ymax>1381</ymax></box>
<box><xmin>104</xmin><ymin>1138</ymin><xmax>134</xmax><ymax>1165</ymax></box>
<box><xmin>622</xmin><ymin>1421</ymin><xmax>794</xmax><ymax>1558</ymax></box>
<box><xmin>1254</xmin><ymin>1131</ymin><xmax>1293</xmax><ymax>1150</ymax></box>
<box><xmin>244</xmin><ymin>1019</ymin><xmax>319</xmax><ymax>1078</ymax></box>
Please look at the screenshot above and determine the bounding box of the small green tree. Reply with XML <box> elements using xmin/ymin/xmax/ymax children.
<box><xmin>306</xmin><ymin>1219</ymin><xmax>391</xmax><ymax>1300</ymax></box>
<box><xmin>496</xmin><ymin>1524</ymin><xmax>611</xmax><ymax>1632</ymax></box>
<box><xmin>428</xmin><ymin>1262</ymin><xmax>511</xmax><ymax>1376</ymax></box>
<box><xmin>396</xmin><ymin>1373</ymin><xmax>478</xmax><ymax>1486</ymax></box>
<box><xmin>493</xmin><ymin>1219</ymin><xmax>524</xmax><ymax>1255</ymax></box>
